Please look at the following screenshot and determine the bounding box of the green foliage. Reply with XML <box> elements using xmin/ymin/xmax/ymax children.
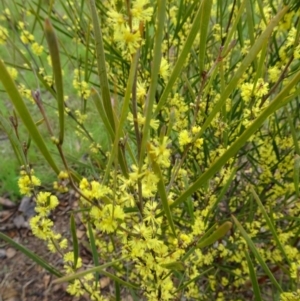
<box><xmin>0</xmin><ymin>155</ymin><xmax>20</xmax><ymax>201</ymax></box>
<box><xmin>0</xmin><ymin>0</ymin><xmax>300</xmax><ymax>300</ymax></box>
<box><xmin>0</xmin><ymin>231</ymin><xmax>62</xmax><ymax>277</ymax></box>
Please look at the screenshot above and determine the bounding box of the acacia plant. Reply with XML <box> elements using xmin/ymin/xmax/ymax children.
<box><xmin>0</xmin><ymin>0</ymin><xmax>300</xmax><ymax>300</ymax></box>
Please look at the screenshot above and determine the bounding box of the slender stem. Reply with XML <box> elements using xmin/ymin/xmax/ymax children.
<box><xmin>131</xmin><ymin>51</ymin><xmax>141</xmax><ymax>159</ymax></box>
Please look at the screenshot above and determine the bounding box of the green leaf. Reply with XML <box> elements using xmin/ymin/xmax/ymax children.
<box><xmin>148</xmin><ymin>143</ymin><xmax>177</xmax><ymax>237</ymax></box>
<box><xmin>198</xmin><ymin>0</ymin><xmax>213</xmax><ymax>75</ymax></box>
<box><xmin>244</xmin><ymin>250</ymin><xmax>262</xmax><ymax>301</ymax></box>
<box><xmin>250</xmin><ymin>186</ymin><xmax>290</xmax><ymax>264</ymax></box>
<box><xmin>53</xmin><ymin>255</ymin><xmax>138</xmax><ymax>290</ymax></box>
<box><xmin>205</xmin><ymin>168</ymin><xmax>237</xmax><ymax>224</ymax></box>
<box><xmin>88</xmin><ymin>0</ymin><xmax>115</xmax><ymax>133</ymax></box>
<box><xmin>0</xmin><ymin>114</ymin><xmax>26</xmax><ymax>166</ymax></box>
<box><xmin>182</xmin><ymin>223</ymin><xmax>217</xmax><ymax>261</ymax></box>
<box><xmin>102</xmin><ymin>52</ymin><xmax>140</xmax><ymax>182</ymax></box>
<box><xmin>0</xmin><ymin>60</ymin><xmax>59</xmax><ymax>174</ymax></box>
<box><xmin>196</xmin><ymin>221</ymin><xmax>232</xmax><ymax>249</ymax></box>
<box><xmin>87</xmin><ymin>222</ymin><xmax>100</xmax><ymax>284</ymax></box>
<box><xmin>222</xmin><ymin>0</ymin><xmax>247</xmax><ymax>53</ymax></box>
<box><xmin>91</xmin><ymin>88</ymin><xmax>115</xmax><ymax>142</ymax></box>
<box><xmin>232</xmin><ymin>215</ymin><xmax>283</xmax><ymax>293</ymax></box>
<box><xmin>245</xmin><ymin>0</ymin><xmax>255</xmax><ymax>48</ymax></box>
<box><xmin>154</xmin><ymin>0</ymin><xmax>206</xmax><ymax>115</ymax></box>
<box><xmin>100</xmin><ymin>270</ymin><xmax>139</xmax><ymax>290</ymax></box>
<box><xmin>285</xmin><ymin>107</ymin><xmax>300</xmax><ymax>155</ymax></box>
<box><xmin>183</xmin><ymin>174</ymin><xmax>194</xmax><ymax>223</ymax></box>
<box><xmin>294</xmin><ymin>155</ymin><xmax>300</xmax><ymax>198</ymax></box>
<box><xmin>0</xmin><ymin>231</ymin><xmax>62</xmax><ymax>277</ymax></box>
<box><xmin>70</xmin><ymin>214</ymin><xmax>79</xmax><ymax>269</ymax></box>
<box><xmin>160</xmin><ymin>261</ymin><xmax>185</xmax><ymax>271</ymax></box>
<box><xmin>139</xmin><ymin>0</ymin><xmax>167</xmax><ymax>168</ymax></box>
<box><xmin>175</xmin><ymin>267</ymin><xmax>214</xmax><ymax>293</ymax></box>
<box><xmin>44</xmin><ymin>18</ymin><xmax>65</xmax><ymax>144</ymax></box>
<box><xmin>115</xmin><ymin>281</ymin><xmax>121</xmax><ymax>301</ymax></box>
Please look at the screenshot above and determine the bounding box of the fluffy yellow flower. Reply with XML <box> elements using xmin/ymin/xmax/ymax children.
<box><xmin>34</xmin><ymin>192</ymin><xmax>59</xmax><ymax>216</ymax></box>
<box><xmin>20</xmin><ymin>30</ymin><xmax>34</xmax><ymax>44</ymax></box>
<box><xmin>66</xmin><ymin>280</ymin><xmax>84</xmax><ymax>297</ymax></box>
<box><xmin>294</xmin><ymin>44</ymin><xmax>300</xmax><ymax>59</ymax></box>
<box><xmin>141</xmin><ymin>170</ymin><xmax>159</xmax><ymax>198</ymax></box>
<box><xmin>179</xmin><ymin>130</ymin><xmax>191</xmax><ymax>147</ymax></box>
<box><xmin>0</xmin><ymin>25</ymin><xmax>8</xmax><ymax>44</ymax></box>
<box><xmin>7</xmin><ymin>67</ymin><xmax>18</xmax><ymax>80</ymax></box>
<box><xmin>159</xmin><ymin>57</ymin><xmax>170</xmax><ymax>81</ymax></box>
<box><xmin>268</xmin><ymin>65</ymin><xmax>281</xmax><ymax>83</ymax></box>
<box><xmin>280</xmin><ymin>290</ymin><xmax>300</xmax><ymax>301</ymax></box>
<box><xmin>137</xmin><ymin>81</ymin><xmax>147</xmax><ymax>101</ymax></box>
<box><xmin>18</xmin><ymin>174</ymin><xmax>41</xmax><ymax>196</ymax></box>
<box><xmin>114</xmin><ymin>24</ymin><xmax>141</xmax><ymax>54</ymax></box>
<box><xmin>31</xmin><ymin>42</ymin><xmax>44</xmax><ymax>56</ymax></box>
<box><xmin>30</xmin><ymin>216</ymin><xmax>53</xmax><ymax>240</ymax></box>
<box><xmin>94</xmin><ymin>204</ymin><xmax>125</xmax><ymax>233</ymax></box>
<box><xmin>255</xmin><ymin>78</ymin><xmax>269</xmax><ymax>98</ymax></box>
<box><xmin>149</xmin><ymin>137</ymin><xmax>171</xmax><ymax>168</ymax></box>
<box><xmin>131</xmin><ymin>0</ymin><xmax>153</xmax><ymax>23</ymax></box>
<box><xmin>240</xmin><ymin>82</ymin><xmax>253</xmax><ymax>102</ymax></box>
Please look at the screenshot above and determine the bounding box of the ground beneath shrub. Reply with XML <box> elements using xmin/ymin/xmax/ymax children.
<box><xmin>0</xmin><ymin>192</ymin><xmax>109</xmax><ymax>301</ymax></box>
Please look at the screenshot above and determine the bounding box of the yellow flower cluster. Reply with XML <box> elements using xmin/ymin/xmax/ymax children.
<box><xmin>7</xmin><ymin>67</ymin><xmax>18</xmax><ymax>80</ymax></box>
<box><xmin>53</xmin><ymin>171</ymin><xmax>69</xmax><ymax>193</ymax></box>
<box><xmin>0</xmin><ymin>25</ymin><xmax>8</xmax><ymax>44</ymax></box>
<box><xmin>18</xmin><ymin>169</ymin><xmax>41</xmax><ymax>196</ymax></box>
<box><xmin>23</xmin><ymin>183</ymin><xmax>69</xmax><ymax>253</ymax></box>
<box><xmin>73</xmin><ymin>68</ymin><xmax>91</xmax><ymax>100</ymax></box>
<box><xmin>149</xmin><ymin>137</ymin><xmax>171</xmax><ymax>168</ymax></box>
<box><xmin>280</xmin><ymin>290</ymin><xmax>300</xmax><ymax>301</ymax></box>
<box><xmin>31</xmin><ymin>42</ymin><xmax>44</xmax><ymax>56</ymax></box>
<box><xmin>107</xmin><ymin>0</ymin><xmax>153</xmax><ymax>56</ymax></box>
